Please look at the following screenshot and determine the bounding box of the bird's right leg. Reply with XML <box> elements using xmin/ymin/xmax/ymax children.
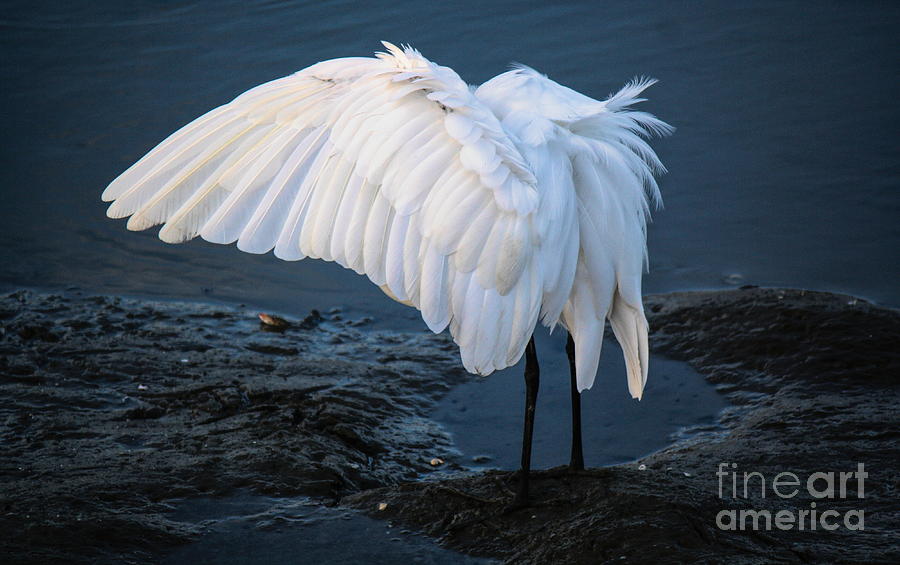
<box><xmin>512</xmin><ymin>336</ymin><xmax>540</xmax><ymax>507</ymax></box>
<box><xmin>566</xmin><ymin>334</ymin><xmax>585</xmax><ymax>471</ymax></box>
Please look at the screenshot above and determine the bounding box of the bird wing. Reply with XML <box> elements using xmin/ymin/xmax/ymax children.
<box><xmin>102</xmin><ymin>42</ymin><xmax>544</xmax><ymax>375</ymax></box>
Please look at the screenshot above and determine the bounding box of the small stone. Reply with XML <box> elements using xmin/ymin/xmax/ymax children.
<box><xmin>377</xmin><ymin>502</ymin><xmax>388</xmax><ymax>511</ymax></box>
<box><xmin>258</xmin><ymin>313</ymin><xmax>290</xmax><ymax>329</ymax></box>
<box><xmin>429</xmin><ymin>457</ymin><xmax>444</xmax><ymax>466</ymax></box>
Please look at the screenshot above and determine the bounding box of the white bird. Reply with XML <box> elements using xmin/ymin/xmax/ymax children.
<box><xmin>102</xmin><ymin>42</ymin><xmax>671</xmax><ymax>503</ymax></box>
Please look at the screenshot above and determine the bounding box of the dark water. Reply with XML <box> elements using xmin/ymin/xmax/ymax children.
<box><xmin>2</xmin><ymin>1</ymin><xmax>897</xmax><ymax>313</ymax></box>
<box><xmin>437</xmin><ymin>340</ymin><xmax>725</xmax><ymax>471</ymax></box>
<box><xmin>1</xmin><ymin>1</ymin><xmax>897</xmax><ymax>561</ymax></box>
<box><xmin>163</xmin><ymin>493</ymin><xmax>491</xmax><ymax>565</ymax></box>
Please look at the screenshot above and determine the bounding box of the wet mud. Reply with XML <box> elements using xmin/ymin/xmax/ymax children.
<box><xmin>0</xmin><ymin>290</ymin><xmax>469</xmax><ymax>563</ymax></box>
<box><xmin>345</xmin><ymin>288</ymin><xmax>900</xmax><ymax>564</ymax></box>
<box><xmin>1</xmin><ymin>287</ymin><xmax>898</xmax><ymax>564</ymax></box>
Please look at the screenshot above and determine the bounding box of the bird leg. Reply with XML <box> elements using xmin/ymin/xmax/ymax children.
<box><xmin>567</xmin><ymin>334</ymin><xmax>585</xmax><ymax>471</ymax></box>
<box><xmin>513</xmin><ymin>336</ymin><xmax>540</xmax><ymax>506</ymax></box>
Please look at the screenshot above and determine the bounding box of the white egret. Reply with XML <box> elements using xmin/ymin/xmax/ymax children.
<box><xmin>102</xmin><ymin>42</ymin><xmax>671</xmax><ymax>504</ymax></box>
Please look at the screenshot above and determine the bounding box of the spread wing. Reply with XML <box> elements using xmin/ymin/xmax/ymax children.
<box><xmin>102</xmin><ymin>42</ymin><xmax>544</xmax><ymax>375</ymax></box>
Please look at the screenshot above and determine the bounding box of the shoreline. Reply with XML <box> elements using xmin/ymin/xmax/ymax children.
<box><xmin>1</xmin><ymin>287</ymin><xmax>897</xmax><ymax>563</ymax></box>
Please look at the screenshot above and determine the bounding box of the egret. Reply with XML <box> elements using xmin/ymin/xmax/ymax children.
<box><xmin>102</xmin><ymin>42</ymin><xmax>671</xmax><ymax>504</ymax></box>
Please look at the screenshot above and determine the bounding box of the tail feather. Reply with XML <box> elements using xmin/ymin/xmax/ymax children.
<box><xmin>608</xmin><ymin>291</ymin><xmax>649</xmax><ymax>400</ymax></box>
<box><xmin>573</xmin><ymin>320</ymin><xmax>604</xmax><ymax>392</ymax></box>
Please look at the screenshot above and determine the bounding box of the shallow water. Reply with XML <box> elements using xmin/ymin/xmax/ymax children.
<box><xmin>163</xmin><ymin>492</ymin><xmax>492</xmax><ymax>565</ymax></box>
<box><xmin>437</xmin><ymin>335</ymin><xmax>726</xmax><ymax>471</ymax></box>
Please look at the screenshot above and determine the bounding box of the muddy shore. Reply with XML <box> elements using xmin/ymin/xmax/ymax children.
<box><xmin>347</xmin><ymin>288</ymin><xmax>900</xmax><ymax>563</ymax></box>
<box><xmin>0</xmin><ymin>289</ymin><xmax>472</xmax><ymax>563</ymax></box>
<box><xmin>1</xmin><ymin>287</ymin><xmax>898</xmax><ymax>563</ymax></box>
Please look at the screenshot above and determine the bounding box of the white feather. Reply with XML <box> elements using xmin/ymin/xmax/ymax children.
<box><xmin>102</xmin><ymin>43</ymin><xmax>670</xmax><ymax>396</ymax></box>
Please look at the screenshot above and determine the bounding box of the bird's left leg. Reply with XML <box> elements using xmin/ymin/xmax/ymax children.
<box><xmin>512</xmin><ymin>336</ymin><xmax>540</xmax><ymax>506</ymax></box>
<box><xmin>567</xmin><ymin>334</ymin><xmax>585</xmax><ymax>471</ymax></box>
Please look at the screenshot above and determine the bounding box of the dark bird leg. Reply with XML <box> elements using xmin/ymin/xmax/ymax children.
<box><xmin>567</xmin><ymin>334</ymin><xmax>585</xmax><ymax>471</ymax></box>
<box><xmin>513</xmin><ymin>336</ymin><xmax>540</xmax><ymax>506</ymax></box>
